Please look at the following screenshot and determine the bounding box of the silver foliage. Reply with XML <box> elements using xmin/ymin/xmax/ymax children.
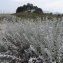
<box><xmin>0</xmin><ymin>16</ymin><xmax>63</xmax><ymax>63</ymax></box>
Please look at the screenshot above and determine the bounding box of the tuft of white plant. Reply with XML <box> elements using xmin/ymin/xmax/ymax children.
<box><xmin>0</xmin><ymin>16</ymin><xmax>63</xmax><ymax>63</ymax></box>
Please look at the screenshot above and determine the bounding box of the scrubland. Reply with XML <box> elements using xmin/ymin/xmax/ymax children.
<box><xmin>0</xmin><ymin>14</ymin><xmax>63</xmax><ymax>63</ymax></box>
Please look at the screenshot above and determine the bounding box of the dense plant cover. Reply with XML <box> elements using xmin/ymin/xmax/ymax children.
<box><xmin>0</xmin><ymin>15</ymin><xmax>63</xmax><ymax>63</ymax></box>
<box><xmin>16</xmin><ymin>3</ymin><xmax>43</xmax><ymax>13</ymax></box>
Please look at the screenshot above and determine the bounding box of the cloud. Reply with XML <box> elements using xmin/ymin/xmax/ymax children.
<box><xmin>44</xmin><ymin>0</ymin><xmax>63</xmax><ymax>7</ymax></box>
<box><xmin>42</xmin><ymin>0</ymin><xmax>63</xmax><ymax>12</ymax></box>
<box><xmin>12</xmin><ymin>0</ymin><xmax>26</xmax><ymax>2</ymax></box>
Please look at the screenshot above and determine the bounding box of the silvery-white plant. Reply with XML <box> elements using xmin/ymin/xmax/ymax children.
<box><xmin>0</xmin><ymin>16</ymin><xmax>63</xmax><ymax>63</ymax></box>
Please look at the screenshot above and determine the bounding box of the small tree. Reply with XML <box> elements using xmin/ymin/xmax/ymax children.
<box><xmin>16</xmin><ymin>6</ymin><xmax>24</xmax><ymax>13</ymax></box>
<box><xmin>33</xmin><ymin>8</ymin><xmax>43</xmax><ymax>13</ymax></box>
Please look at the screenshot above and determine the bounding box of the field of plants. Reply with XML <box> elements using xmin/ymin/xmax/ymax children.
<box><xmin>0</xmin><ymin>14</ymin><xmax>63</xmax><ymax>63</ymax></box>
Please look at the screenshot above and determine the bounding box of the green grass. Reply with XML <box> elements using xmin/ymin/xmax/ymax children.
<box><xmin>0</xmin><ymin>12</ymin><xmax>63</xmax><ymax>22</ymax></box>
<box><xmin>11</xmin><ymin>12</ymin><xmax>63</xmax><ymax>19</ymax></box>
<box><xmin>12</xmin><ymin>12</ymin><xmax>53</xmax><ymax>18</ymax></box>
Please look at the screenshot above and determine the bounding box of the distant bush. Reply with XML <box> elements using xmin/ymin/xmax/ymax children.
<box><xmin>33</xmin><ymin>8</ymin><xmax>43</xmax><ymax>13</ymax></box>
<box><xmin>16</xmin><ymin>6</ymin><xmax>24</xmax><ymax>13</ymax></box>
<box><xmin>16</xmin><ymin>3</ymin><xmax>43</xmax><ymax>13</ymax></box>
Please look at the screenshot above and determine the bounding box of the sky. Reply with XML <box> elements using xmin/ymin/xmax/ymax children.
<box><xmin>0</xmin><ymin>0</ymin><xmax>63</xmax><ymax>13</ymax></box>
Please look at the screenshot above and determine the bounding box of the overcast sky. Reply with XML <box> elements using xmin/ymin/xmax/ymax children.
<box><xmin>0</xmin><ymin>0</ymin><xmax>63</xmax><ymax>13</ymax></box>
